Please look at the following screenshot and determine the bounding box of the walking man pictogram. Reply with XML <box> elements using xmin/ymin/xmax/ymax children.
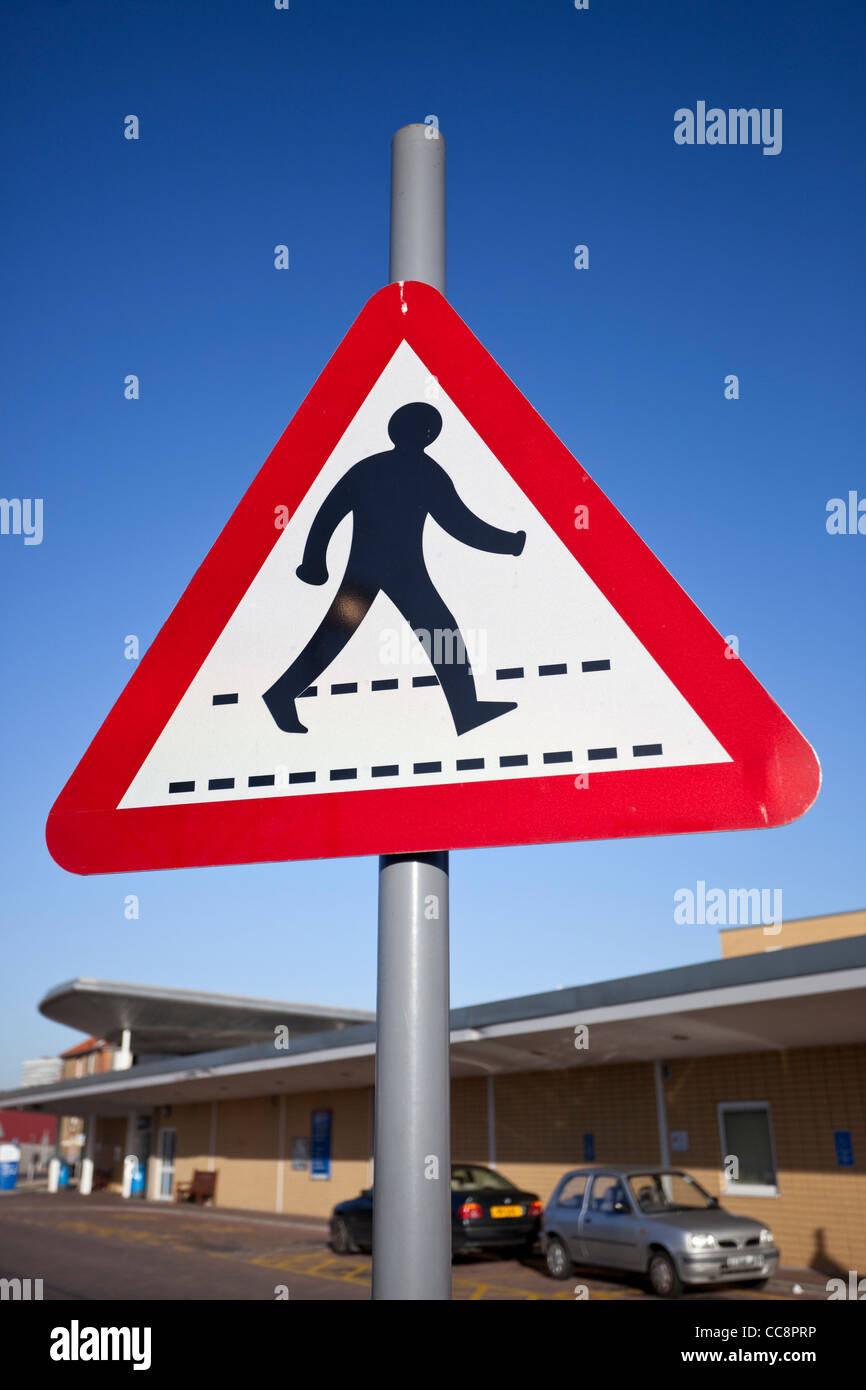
<box><xmin>263</xmin><ymin>402</ymin><xmax>526</xmax><ymax>735</ymax></box>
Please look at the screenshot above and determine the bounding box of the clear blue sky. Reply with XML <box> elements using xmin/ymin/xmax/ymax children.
<box><xmin>1</xmin><ymin>0</ymin><xmax>863</xmax><ymax>1088</ymax></box>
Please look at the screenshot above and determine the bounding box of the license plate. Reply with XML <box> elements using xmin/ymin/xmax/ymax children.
<box><xmin>491</xmin><ymin>1204</ymin><xmax>523</xmax><ymax>1218</ymax></box>
<box><xmin>725</xmin><ymin>1255</ymin><xmax>759</xmax><ymax>1269</ymax></box>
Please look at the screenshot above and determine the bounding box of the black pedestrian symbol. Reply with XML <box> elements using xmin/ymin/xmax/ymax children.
<box><xmin>263</xmin><ymin>402</ymin><xmax>526</xmax><ymax>736</ymax></box>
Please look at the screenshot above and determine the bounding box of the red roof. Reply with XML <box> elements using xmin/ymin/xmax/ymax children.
<box><xmin>0</xmin><ymin>1110</ymin><xmax>57</xmax><ymax>1145</ymax></box>
<box><xmin>60</xmin><ymin>1036</ymin><xmax>107</xmax><ymax>1058</ymax></box>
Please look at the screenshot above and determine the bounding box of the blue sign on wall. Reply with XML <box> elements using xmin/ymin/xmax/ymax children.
<box><xmin>310</xmin><ymin>1108</ymin><xmax>332</xmax><ymax>1180</ymax></box>
<box><xmin>583</xmin><ymin>1133</ymin><xmax>595</xmax><ymax>1162</ymax></box>
<box><xmin>834</xmin><ymin>1130</ymin><xmax>854</xmax><ymax>1167</ymax></box>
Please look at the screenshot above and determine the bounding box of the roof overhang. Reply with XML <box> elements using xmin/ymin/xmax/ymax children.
<box><xmin>38</xmin><ymin>978</ymin><xmax>375</xmax><ymax>1055</ymax></box>
<box><xmin>7</xmin><ymin>937</ymin><xmax>864</xmax><ymax>1117</ymax></box>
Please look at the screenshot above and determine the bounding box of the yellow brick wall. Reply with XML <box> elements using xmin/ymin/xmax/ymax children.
<box><xmin>127</xmin><ymin>1042</ymin><xmax>865</xmax><ymax>1273</ymax></box>
<box><xmin>720</xmin><ymin>909</ymin><xmax>866</xmax><ymax>958</ymax></box>
<box><xmin>164</xmin><ymin>1089</ymin><xmax>372</xmax><ymax>1217</ymax></box>
<box><xmin>490</xmin><ymin>1061</ymin><xmax>660</xmax><ymax>1202</ymax></box>
<box><xmin>278</xmin><ymin>1089</ymin><xmax>372</xmax><ymax>1219</ymax></box>
<box><xmin>664</xmin><ymin>1044</ymin><xmax>866</xmax><ymax>1270</ymax></box>
<box><xmin>452</xmin><ymin>1077</ymin><xmax>489</xmax><ymax>1161</ymax></box>
<box><xmin>161</xmin><ymin>1103</ymin><xmax>214</xmax><ymax>1197</ymax></box>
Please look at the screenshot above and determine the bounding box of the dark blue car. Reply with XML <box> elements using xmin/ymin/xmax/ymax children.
<box><xmin>330</xmin><ymin>1163</ymin><xmax>542</xmax><ymax>1257</ymax></box>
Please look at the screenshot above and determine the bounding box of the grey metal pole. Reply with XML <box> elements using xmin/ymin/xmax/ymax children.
<box><xmin>372</xmin><ymin>123</ymin><xmax>451</xmax><ymax>1301</ymax></box>
<box><xmin>389</xmin><ymin>122</ymin><xmax>446</xmax><ymax>294</ymax></box>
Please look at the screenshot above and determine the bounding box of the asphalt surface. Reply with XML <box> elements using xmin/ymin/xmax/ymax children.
<box><xmin>0</xmin><ymin>1192</ymin><xmax>828</xmax><ymax>1301</ymax></box>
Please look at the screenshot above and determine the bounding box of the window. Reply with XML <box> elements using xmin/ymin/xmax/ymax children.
<box><xmin>449</xmin><ymin>1165</ymin><xmax>517</xmax><ymax>1193</ymax></box>
<box><xmin>557</xmin><ymin>1174</ymin><xmax>588</xmax><ymax>1209</ymax></box>
<box><xmin>627</xmin><ymin>1171</ymin><xmax>714</xmax><ymax>1213</ymax></box>
<box><xmin>718</xmin><ymin>1102</ymin><xmax>778</xmax><ymax>1197</ymax></box>
<box><xmin>587</xmin><ymin>1174</ymin><xmax>630</xmax><ymax>1214</ymax></box>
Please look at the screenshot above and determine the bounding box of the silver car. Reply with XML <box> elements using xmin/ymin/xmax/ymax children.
<box><xmin>542</xmin><ymin>1166</ymin><xmax>779</xmax><ymax>1297</ymax></box>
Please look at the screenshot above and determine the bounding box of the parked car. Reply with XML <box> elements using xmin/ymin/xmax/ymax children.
<box><xmin>330</xmin><ymin>1163</ymin><xmax>542</xmax><ymax>1257</ymax></box>
<box><xmin>541</xmin><ymin>1166</ymin><xmax>779</xmax><ymax>1297</ymax></box>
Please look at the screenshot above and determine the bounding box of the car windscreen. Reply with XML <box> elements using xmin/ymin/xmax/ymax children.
<box><xmin>627</xmin><ymin>1172</ymin><xmax>715</xmax><ymax>1212</ymax></box>
<box><xmin>450</xmin><ymin>1165</ymin><xmax>518</xmax><ymax>1192</ymax></box>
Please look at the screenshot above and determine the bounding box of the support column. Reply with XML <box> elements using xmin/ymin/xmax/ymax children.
<box><xmin>79</xmin><ymin>1121</ymin><xmax>95</xmax><ymax>1195</ymax></box>
<box><xmin>654</xmin><ymin>1060</ymin><xmax>671</xmax><ymax>1167</ymax></box>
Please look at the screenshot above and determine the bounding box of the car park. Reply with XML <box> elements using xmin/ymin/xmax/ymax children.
<box><xmin>330</xmin><ymin>1163</ymin><xmax>542</xmax><ymax>1258</ymax></box>
<box><xmin>541</xmin><ymin>1166</ymin><xmax>779</xmax><ymax>1297</ymax></box>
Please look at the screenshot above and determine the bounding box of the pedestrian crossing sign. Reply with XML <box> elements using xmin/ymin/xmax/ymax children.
<box><xmin>46</xmin><ymin>281</ymin><xmax>820</xmax><ymax>873</ymax></box>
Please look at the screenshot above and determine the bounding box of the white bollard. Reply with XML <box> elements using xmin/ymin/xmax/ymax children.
<box><xmin>79</xmin><ymin>1158</ymin><xmax>94</xmax><ymax>1196</ymax></box>
<box><xmin>48</xmin><ymin>1157</ymin><xmax>60</xmax><ymax>1193</ymax></box>
<box><xmin>121</xmin><ymin>1153</ymin><xmax>137</xmax><ymax>1199</ymax></box>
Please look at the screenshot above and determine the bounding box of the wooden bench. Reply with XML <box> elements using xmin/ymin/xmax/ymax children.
<box><xmin>174</xmin><ymin>1169</ymin><xmax>217</xmax><ymax>1205</ymax></box>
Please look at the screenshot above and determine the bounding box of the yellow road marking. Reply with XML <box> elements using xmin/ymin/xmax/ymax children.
<box><xmin>1</xmin><ymin>1210</ymin><xmax>800</xmax><ymax>1301</ymax></box>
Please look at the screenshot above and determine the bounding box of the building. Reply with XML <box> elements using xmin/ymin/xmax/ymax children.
<box><xmin>19</xmin><ymin>1057</ymin><xmax>63</xmax><ymax>1089</ymax></box>
<box><xmin>0</xmin><ymin>1110</ymin><xmax>57</xmax><ymax>1179</ymax></box>
<box><xmin>56</xmin><ymin>1038</ymin><xmax>123</xmax><ymax>1169</ymax></box>
<box><xmin>1</xmin><ymin>913</ymin><xmax>863</xmax><ymax>1273</ymax></box>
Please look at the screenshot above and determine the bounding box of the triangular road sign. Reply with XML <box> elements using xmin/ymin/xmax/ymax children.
<box><xmin>47</xmin><ymin>281</ymin><xmax>820</xmax><ymax>874</ymax></box>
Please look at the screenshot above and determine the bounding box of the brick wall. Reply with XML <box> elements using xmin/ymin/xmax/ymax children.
<box><xmin>663</xmin><ymin>1043</ymin><xmax>866</xmax><ymax>1271</ymax></box>
<box><xmin>131</xmin><ymin>1041</ymin><xmax>865</xmax><ymax>1272</ymax></box>
<box><xmin>489</xmin><ymin>1061</ymin><xmax>660</xmax><ymax>1201</ymax></box>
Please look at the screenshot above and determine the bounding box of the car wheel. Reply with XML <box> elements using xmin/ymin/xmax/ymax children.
<box><xmin>544</xmin><ymin>1236</ymin><xmax>573</xmax><ymax>1280</ymax></box>
<box><xmin>330</xmin><ymin>1216</ymin><xmax>358</xmax><ymax>1255</ymax></box>
<box><xmin>648</xmin><ymin>1250</ymin><xmax>682</xmax><ymax>1299</ymax></box>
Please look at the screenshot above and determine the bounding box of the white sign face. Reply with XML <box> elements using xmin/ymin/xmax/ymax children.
<box><xmin>119</xmin><ymin>342</ymin><xmax>730</xmax><ymax>811</ymax></box>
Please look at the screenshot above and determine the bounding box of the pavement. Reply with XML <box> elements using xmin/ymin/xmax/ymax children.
<box><xmin>0</xmin><ymin>1191</ymin><xmax>831</xmax><ymax>1301</ymax></box>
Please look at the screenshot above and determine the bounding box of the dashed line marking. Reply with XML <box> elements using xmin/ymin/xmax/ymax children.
<box><xmin>211</xmin><ymin>658</ymin><xmax>610</xmax><ymax>708</ymax></box>
<box><xmin>167</xmin><ymin>742</ymin><xmax>666</xmax><ymax>796</ymax></box>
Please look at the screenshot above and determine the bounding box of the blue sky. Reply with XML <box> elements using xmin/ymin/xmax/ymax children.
<box><xmin>1</xmin><ymin>0</ymin><xmax>863</xmax><ymax>1088</ymax></box>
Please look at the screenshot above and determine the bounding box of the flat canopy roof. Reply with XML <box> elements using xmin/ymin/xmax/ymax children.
<box><xmin>39</xmin><ymin>978</ymin><xmax>375</xmax><ymax>1055</ymax></box>
<box><xmin>6</xmin><ymin>936</ymin><xmax>863</xmax><ymax>1118</ymax></box>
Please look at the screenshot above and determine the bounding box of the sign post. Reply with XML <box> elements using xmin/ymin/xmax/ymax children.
<box><xmin>46</xmin><ymin>118</ymin><xmax>820</xmax><ymax>1305</ymax></box>
<box><xmin>372</xmin><ymin>124</ymin><xmax>452</xmax><ymax>1302</ymax></box>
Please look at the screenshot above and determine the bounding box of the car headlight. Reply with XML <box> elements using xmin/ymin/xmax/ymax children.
<box><xmin>686</xmin><ymin>1233</ymin><xmax>717</xmax><ymax>1251</ymax></box>
<box><xmin>759</xmin><ymin>1227</ymin><xmax>774</xmax><ymax>1245</ymax></box>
